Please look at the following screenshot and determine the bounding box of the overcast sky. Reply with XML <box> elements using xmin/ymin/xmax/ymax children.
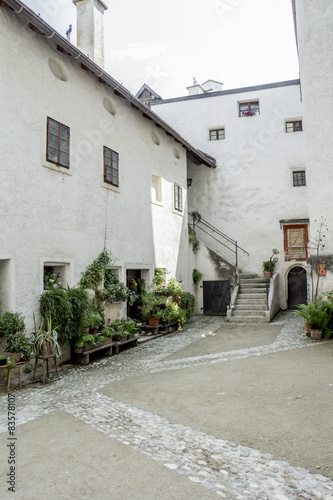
<box><xmin>23</xmin><ymin>0</ymin><xmax>299</xmax><ymax>98</ymax></box>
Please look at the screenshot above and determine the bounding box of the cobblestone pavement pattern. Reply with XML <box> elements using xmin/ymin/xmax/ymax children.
<box><xmin>1</xmin><ymin>312</ymin><xmax>333</xmax><ymax>499</ymax></box>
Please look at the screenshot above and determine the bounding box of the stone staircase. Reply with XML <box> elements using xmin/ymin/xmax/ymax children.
<box><xmin>229</xmin><ymin>273</ymin><xmax>269</xmax><ymax>322</ymax></box>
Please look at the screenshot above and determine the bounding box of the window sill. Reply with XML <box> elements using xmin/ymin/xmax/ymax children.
<box><xmin>151</xmin><ymin>200</ymin><xmax>163</xmax><ymax>207</ymax></box>
<box><xmin>101</xmin><ymin>183</ymin><xmax>120</xmax><ymax>193</ymax></box>
<box><xmin>173</xmin><ymin>208</ymin><xmax>184</xmax><ymax>217</ymax></box>
<box><xmin>42</xmin><ymin>162</ymin><xmax>72</xmax><ymax>176</ymax></box>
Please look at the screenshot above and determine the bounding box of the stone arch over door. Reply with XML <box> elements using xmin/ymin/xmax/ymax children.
<box><xmin>287</xmin><ymin>266</ymin><xmax>307</xmax><ymax>310</ymax></box>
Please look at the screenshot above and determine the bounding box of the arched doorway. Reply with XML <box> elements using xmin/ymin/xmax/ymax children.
<box><xmin>288</xmin><ymin>266</ymin><xmax>307</xmax><ymax>310</ymax></box>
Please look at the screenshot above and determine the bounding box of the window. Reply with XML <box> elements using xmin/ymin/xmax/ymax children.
<box><xmin>239</xmin><ymin>101</ymin><xmax>259</xmax><ymax>117</ymax></box>
<box><xmin>209</xmin><ymin>128</ymin><xmax>225</xmax><ymax>141</ymax></box>
<box><xmin>283</xmin><ymin>224</ymin><xmax>308</xmax><ymax>261</ymax></box>
<box><xmin>286</xmin><ymin>120</ymin><xmax>303</xmax><ymax>133</ymax></box>
<box><xmin>174</xmin><ymin>183</ymin><xmax>183</xmax><ymax>212</ymax></box>
<box><xmin>293</xmin><ymin>170</ymin><xmax>306</xmax><ymax>187</ymax></box>
<box><xmin>104</xmin><ymin>146</ymin><xmax>119</xmax><ymax>187</ymax></box>
<box><xmin>151</xmin><ymin>174</ymin><xmax>162</xmax><ymax>203</ymax></box>
<box><xmin>47</xmin><ymin>117</ymin><xmax>70</xmax><ymax>168</ymax></box>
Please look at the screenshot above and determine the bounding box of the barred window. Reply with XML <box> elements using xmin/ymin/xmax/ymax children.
<box><xmin>293</xmin><ymin>170</ymin><xmax>306</xmax><ymax>187</ymax></box>
<box><xmin>104</xmin><ymin>146</ymin><xmax>119</xmax><ymax>187</ymax></box>
<box><xmin>47</xmin><ymin>117</ymin><xmax>70</xmax><ymax>168</ymax></box>
<box><xmin>174</xmin><ymin>183</ymin><xmax>183</xmax><ymax>212</ymax></box>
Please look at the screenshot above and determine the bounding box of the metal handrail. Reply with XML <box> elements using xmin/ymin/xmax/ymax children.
<box><xmin>189</xmin><ymin>213</ymin><xmax>249</xmax><ymax>268</ymax></box>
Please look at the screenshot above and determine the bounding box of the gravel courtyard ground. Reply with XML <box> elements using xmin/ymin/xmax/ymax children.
<box><xmin>0</xmin><ymin>312</ymin><xmax>332</xmax><ymax>499</ymax></box>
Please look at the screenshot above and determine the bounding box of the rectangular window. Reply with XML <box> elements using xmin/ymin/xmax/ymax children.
<box><xmin>209</xmin><ymin>128</ymin><xmax>225</xmax><ymax>141</ymax></box>
<box><xmin>286</xmin><ymin>120</ymin><xmax>303</xmax><ymax>133</ymax></box>
<box><xmin>47</xmin><ymin>117</ymin><xmax>70</xmax><ymax>168</ymax></box>
<box><xmin>293</xmin><ymin>170</ymin><xmax>306</xmax><ymax>187</ymax></box>
<box><xmin>151</xmin><ymin>174</ymin><xmax>162</xmax><ymax>203</ymax></box>
<box><xmin>104</xmin><ymin>146</ymin><xmax>119</xmax><ymax>187</ymax></box>
<box><xmin>174</xmin><ymin>183</ymin><xmax>183</xmax><ymax>212</ymax></box>
<box><xmin>239</xmin><ymin>101</ymin><xmax>260</xmax><ymax>117</ymax></box>
<box><xmin>283</xmin><ymin>224</ymin><xmax>308</xmax><ymax>261</ymax></box>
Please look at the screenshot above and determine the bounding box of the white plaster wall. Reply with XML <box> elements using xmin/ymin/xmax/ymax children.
<box><xmin>295</xmin><ymin>0</ymin><xmax>333</xmax><ymax>297</ymax></box>
<box><xmin>0</xmin><ymin>9</ymin><xmax>190</xmax><ymax>330</ymax></box>
<box><xmin>152</xmin><ymin>83</ymin><xmax>306</xmax><ymax>309</ymax></box>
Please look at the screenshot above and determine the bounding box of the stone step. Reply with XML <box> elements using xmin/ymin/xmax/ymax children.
<box><xmin>239</xmin><ymin>284</ymin><xmax>267</xmax><ymax>290</ymax></box>
<box><xmin>234</xmin><ymin>304</ymin><xmax>267</xmax><ymax>311</ymax></box>
<box><xmin>239</xmin><ymin>273</ymin><xmax>258</xmax><ymax>279</ymax></box>
<box><xmin>232</xmin><ymin>310</ymin><xmax>266</xmax><ymax>317</ymax></box>
<box><xmin>237</xmin><ymin>293</ymin><xmax>267</xmax><ymax>300</ymax></box>
<box><xmin>229</xmin><ymin>315</ymin><xmax>268</xmax><ymax>322</ymax></box>
<box><xmin>238</xmin><ymin>289</ymin><xmax>267</xmax><ymax>295</ymax></box>
<box><xmin>239</xmin><ymin>278</ymin><xmax>268</xmax><ymax>284</ymax></box>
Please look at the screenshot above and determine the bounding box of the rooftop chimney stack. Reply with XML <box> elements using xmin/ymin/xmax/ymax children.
<box><xmin>73</xmin><ymin>0</ymin><xmax>108</xmax><ymax>69</ymax></box>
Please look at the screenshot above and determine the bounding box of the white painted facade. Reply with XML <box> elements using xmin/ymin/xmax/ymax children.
<box><xmin>0</xmin><ymin>3</ymin><xmax>213</xmax><ymax>330</ymax></box>
<box><xmin>151</xmin><ymin>81</ymin><xmax>307</xmax><ymax>309</ymax></box>
<box><xmin>293</xmin><ymin>0</ymin><xmax>333</xmax><ymax>298</ymax></box>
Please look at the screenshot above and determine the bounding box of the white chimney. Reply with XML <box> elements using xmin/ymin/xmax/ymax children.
<box><xmin>73</xmin><ymin>0</ymin><xmax>108</xmax><ymax>69</ymax></box>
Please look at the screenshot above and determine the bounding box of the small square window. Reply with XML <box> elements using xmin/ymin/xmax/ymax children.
<box><xmin>47</xmin><ymin>117</ymin><xmax>70</xmax><ymax>168</ymax></box>
<box><xmin>209</xmin><ymin>128</ymin><xmax>225</xmax><ymax>141</ymax></box>
<box><xmin>174</xmin><ymin>183</ymin><xmax>183</xmax><ymax>212</ymax></box>
<box><xmin>104</xmin><ymin>146</ymin><xmax>119</xmax><ymax>187</ymax></box>
<box><xmin>286</xmin><ymin>120</ymin><xmax>303</xmax><ymax>133</ymax></box>
<box><xmin>293</xmin><ymin>170</ymin><xmax>306</xmax><ymax>187</ymax></box>
<box><xmin>239</xmin><ymin>101</ymin><xmax>259</xmax><ymax>117</ymax></box>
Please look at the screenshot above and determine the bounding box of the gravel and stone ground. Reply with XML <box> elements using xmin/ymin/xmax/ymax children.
<box><xmin>0</xmin><ymin>312</ymin><xmax>332</xmax><ymax>499</ymax></box>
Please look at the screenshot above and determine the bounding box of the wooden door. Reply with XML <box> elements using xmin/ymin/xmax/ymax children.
<box><xmin>203</xmin><ymin>281</ymin><xmax>230</xmax><ymax>315</ymax></box>
<box><xmin>288</xmin><ymin>266</ymin><xmax>307</xmax><ymax>310</ymax></box>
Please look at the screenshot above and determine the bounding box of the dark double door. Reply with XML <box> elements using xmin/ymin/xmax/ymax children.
<box><xmin>126</xmin><ymin>269</ymin><xmax>141</xmax><ymax>318</ymax></box>
<box><xmin>203</xmin><ymin>280</ymin><xmax>230</xmax><ymax>315</ymax></box>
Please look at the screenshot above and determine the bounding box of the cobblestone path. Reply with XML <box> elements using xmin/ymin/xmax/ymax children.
<box><xmin>1</xmin><ymin>313</ymin><xmax>332</xmax><ymax>499</ymax></box>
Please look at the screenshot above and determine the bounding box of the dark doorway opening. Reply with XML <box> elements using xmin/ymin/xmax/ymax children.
<box><xmin>203</xmin><ymin>280</ymin><xmax>230</xmax><ymax>315</ymax></box>
<box><xmin>126</xmin><ymin>269</ymin><xmax>142</xmax><ymax>318</ymax></box>
<box><xmin>288</xmin><ymin>266</ymin><xmax>307</xmax><ymax>310</ymax></box>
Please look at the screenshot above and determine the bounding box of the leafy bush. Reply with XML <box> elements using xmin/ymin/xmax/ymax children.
<box><xmin>0</xmin><ymin>312</ymin><xmax>25</xmax><ymax>338</ymax></box>
<box><xmin>293</xmin><ymin>300</ymin><xmax>331</xmax><ymax>329</ymax></box>
<box><xmin>5</xmin><ymin>331</ymin><xmax>33</xmax><ymax>361</ymax></box>
<box><xmin>180</xmin><ymin>291</ymin><xmax>195</xmax><ymax>320</ymax></box>
<box><xmin>192</xmin><ymin>268</ymin><xmax>203</xmax><ymax>284</ymax></box>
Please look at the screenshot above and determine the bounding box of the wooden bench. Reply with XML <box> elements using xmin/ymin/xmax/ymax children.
<box><xmin>76</xmin><ymin>337</ymin><xmax>139</xmax><ymax>365</ymax></box>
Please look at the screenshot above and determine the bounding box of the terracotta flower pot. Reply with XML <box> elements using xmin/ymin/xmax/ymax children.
<box><xmin>148</xmin><ymin>317</ymin><xmax>160</xmax><ymax>326</ymax></box>
<box><xmin>310</xmin><ymin>328</ymin><xmax>322</xmax><ymax>340</ymax></box>
<box><xmin>305</xmin><ymin>323</ymin><xmax>311</xmax><ymax>336</ymax></box>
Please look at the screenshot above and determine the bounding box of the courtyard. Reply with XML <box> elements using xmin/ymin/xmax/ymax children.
<box><xmin>0</xmin><ymin>313</ymin><xmax>333</xmax><ymax>499</ymax></box>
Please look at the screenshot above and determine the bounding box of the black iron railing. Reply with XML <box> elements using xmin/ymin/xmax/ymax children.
<box><xmin>190</xmin><ymin>213</ymin><xmax>249</xmax><ymax>268</ymax></box>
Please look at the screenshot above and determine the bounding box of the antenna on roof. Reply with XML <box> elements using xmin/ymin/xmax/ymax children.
<box><xmin>66</xmin><ymin>24</ymin><xmax>72</xmax><ymax>42</ymax></box>
<box><xmin>193</xmin><ymin>77</ymin><xmax>198</xmax><ymax>85</ymax></box>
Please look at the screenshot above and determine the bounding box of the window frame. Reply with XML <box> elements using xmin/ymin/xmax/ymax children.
<box><xmin>209</xmin><ymin>128</ymin><xmax>225</xmax><ymax>141</ymax></box>
<box><xmin>103</xmin><ymin>146</ymin><xmax>119</xmax><ymax>187</ymax></box>
<box><xmin>46</xmin><ymin>117</ymin><xmax>70</xmax><ymax>169</ymax></box>
<box><xmin>286</xmin><ymin>120</ymin><xmax>303</xmax><ymax>133</ymax></box>
<box><xmin>292</xmin><ymin>170</ymin><xmax>306</xmax><ymax>187</ymax></box>
<box><xmin>239</xmin><ymin>101</ymin><xmax>260</xmax><ymax>117</ymax></box>
<box><xmin>174</xmin><ymin>183</ymin><xmax>183</xmax><ymax>212</ymax></box>
<box><xmin>283</xmin><ymin>224</ymin><xmax>308</xmax><ymax>262</ymax></box>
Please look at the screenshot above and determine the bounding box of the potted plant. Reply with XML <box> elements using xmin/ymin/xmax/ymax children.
<box><xmin>141</xmin><ymin>292</ymin><xmax>163</xmax><ymax>326</ymax></box>
<box><xmin>33</xmin><ymin>317</ymin><xmax>62</xmax><ymax>357</ymax></box>
<box><xmin>293</xmin><ymin>301</ymin><xmax>331</xmax><ymax>339</ymax></box>
<box><xmin>123</xmin><ymin>318</ymin><xmax>139</xmax><ymax>339</ymax></box>
<box><xmin>263</xmin><ymin>260</ymin><xmax>274</xmax><ymax>278</ymax></box>
<box><xmin>101</xmin><ymin>326</ymin><xmax>114</xmax><ymax>344</ymax></box>
<box><xmin>82</xmin><ymin>311</ymin><xmax>102</xmax><ymax>334</ymax></box>
<box><xmin>5</xmin><ymin>331</ymin><xmax>34</xmax><ymax>362</ymax></box>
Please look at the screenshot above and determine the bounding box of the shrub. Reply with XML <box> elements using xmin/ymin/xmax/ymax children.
<box><xmin>0</xmin><ymin>312</ymin><xmax>25</xmax><ymax>338</ymax></box>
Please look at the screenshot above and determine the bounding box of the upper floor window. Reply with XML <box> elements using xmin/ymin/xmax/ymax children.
<box><xmin>174</xmin><ymin>183</ymin><xmax>183</xmax><ymax>212</ymax></box>
<box><xmin>209</xmin><ymin>128</ymin><xmax>225</xmax><ymax>141</ymax></box>
<box><xmin>286</xmin><ymin>120</ymin><xmax>303</xmax><ymax>133</ymax></box>
<box><xmin>293</xmin><ymin>170</ymin><xmax>306</xmax><ymax>187</ymax></box>
<box><xmin>47</xmin><ymin>117</ymin><xmax>70</xmax><ymax>168</ymax></box>
<box><xmin>104</xmin><ymin>146</ymin><xmax>119</xmax><ymax>187</ymax></box>
<box><xmin>239</xmin><ymin>101</ymin><xmax>259</xmax><ymax>117</ymax></box>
